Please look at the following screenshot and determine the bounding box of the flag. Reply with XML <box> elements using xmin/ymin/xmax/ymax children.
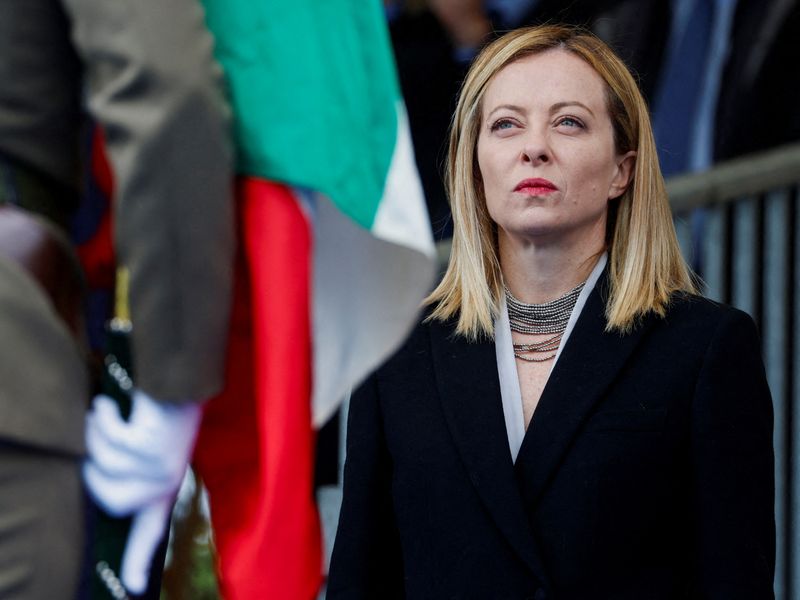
<box><xmin>192</xmin><ymin>1</ymin><xmax>436</xmax><ymax>598</ymax></box>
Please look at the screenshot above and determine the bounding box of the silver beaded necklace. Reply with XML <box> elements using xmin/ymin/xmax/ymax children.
<box><xmin>505</xmin><ymin>281</ymin><xmax>585</xmax><ymax>362</ymax></box>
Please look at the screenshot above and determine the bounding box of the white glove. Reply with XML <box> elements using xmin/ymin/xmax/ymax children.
<box><xmin>84</xmin><ymin>389</ymin><xmax>202</xmax><ymax>594</ymax></box>
<box><xmin>84</xmin><ymin>388</ymin><xmax>202</xmax><ymax>516</ymax></box>
<box><xmin>120</xmin><ymin>496</ymin><xmax>174</xmax><ymax>594</ymax></box>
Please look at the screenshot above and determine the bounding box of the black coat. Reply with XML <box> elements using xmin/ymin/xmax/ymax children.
<box><xmin>328</xmin><ymin>275</ymin><xmax>775</xmax><ymax>599</ymax></box>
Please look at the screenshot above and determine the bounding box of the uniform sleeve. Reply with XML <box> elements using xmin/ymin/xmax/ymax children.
<box><xmin>61</xmin><ymin>0</ymin><xmax>235</xmax><ymax>402</ymax></box>
<box><xmin>690</xmin><ymin>308</ymin><xmax>775</xmax><ymax>598</ymax></box>
<box><xmin>326</xmin><ymin>373</ymin><xmax>405</xmax><ymax>599</ymax></box>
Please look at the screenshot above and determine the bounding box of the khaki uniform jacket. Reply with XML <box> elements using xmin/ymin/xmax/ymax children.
<box><xmin>0</xmin><ymin>0</ymin><xmax>234</xmax><ymax>453</ymax></box>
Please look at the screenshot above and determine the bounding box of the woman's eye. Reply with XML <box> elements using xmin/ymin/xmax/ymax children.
<box><xmin>490</xmin><ymin>119</ymin><xmax>516</xmax><ymax>132</ymax></box>
<box><xmin>556</xmin><ymin>116</ymin><xmax>584</xmax><ymax>129</ymax></box>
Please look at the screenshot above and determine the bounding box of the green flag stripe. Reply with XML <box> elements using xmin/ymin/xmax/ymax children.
<box><xmin>201</xmin><ymin>0</ymin><xmax>400</xmax><ymax>228</ymax></box>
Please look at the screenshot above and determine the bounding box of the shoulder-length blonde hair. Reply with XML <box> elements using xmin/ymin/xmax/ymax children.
<box><xmin>426</xmin><ymin>24</ymin><xmax>696</xmax><ymax>338</ymax></box>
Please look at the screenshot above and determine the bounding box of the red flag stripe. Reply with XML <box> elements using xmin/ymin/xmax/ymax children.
<box><xmin>194</xmin><ymin>178</ymin><xmax>322</xmax><ymax>599</ymax></box>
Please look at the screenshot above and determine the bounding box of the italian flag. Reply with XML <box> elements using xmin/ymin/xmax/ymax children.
<box><xmin>191</xmin><ymin>1</ymin><xmax>436</xmax><ymax>599</ymax></box>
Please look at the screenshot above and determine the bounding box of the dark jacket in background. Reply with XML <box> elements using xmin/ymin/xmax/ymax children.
<box><xmin>714</xmin><ymin>0</ymin><xmax>800</xmax><ymax>160</ymax></box>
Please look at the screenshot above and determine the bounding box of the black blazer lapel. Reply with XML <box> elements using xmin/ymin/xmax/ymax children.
<box><xmin>514</xmin><ymin>273</ymin><xmax>654</xmax><ymax>507</ymax></box>
<box><xmin>428</xmin><ymin>318</ymin><xmax>553</xmax><ymax>588</ymax></box>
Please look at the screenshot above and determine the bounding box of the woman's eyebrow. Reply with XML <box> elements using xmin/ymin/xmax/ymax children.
<box><xmin>485</xmin><ymin>103</ymin><xmax>526</xmax><ymax>119</ymax></box>
<box><xmin>549</xmin><ymin>101</ymin><xmax>595</xmax><ymax>116</ymax></box>
<box><xmin>485</xmin><ymin>101</ymin><xmax>596</xmax><ymax>119</ymax></box>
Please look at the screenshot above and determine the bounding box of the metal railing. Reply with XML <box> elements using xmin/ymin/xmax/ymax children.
<box><xmin>669</xmin><ymin>142</ymin><xmax>800</xmax><ymax>600</ymax></box>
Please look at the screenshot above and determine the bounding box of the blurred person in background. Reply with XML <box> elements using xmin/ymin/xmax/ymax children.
<box><xmin>714</xmin><ymin>0</ymin><xmax>800</xmax><ymax>161</ymax></box>
<box><xmin>0</xmin><ymin>0</ymin><xmax>234</xmax><ymax>596</ymax></box>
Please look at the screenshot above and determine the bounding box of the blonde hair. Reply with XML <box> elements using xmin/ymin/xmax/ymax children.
<box><xmin>426</xmin><ymin>24</ymin><xmax>696</xmax><ymax>338</ymax></box>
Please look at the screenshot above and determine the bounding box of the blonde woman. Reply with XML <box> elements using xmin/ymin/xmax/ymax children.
<box><xmin>328</xmin><ymin>25</ymin><xmax>774</xmax><ymax>599</ymax></box>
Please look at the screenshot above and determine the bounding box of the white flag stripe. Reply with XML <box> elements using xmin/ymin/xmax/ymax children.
<box><xmin>371</xmin><ymin>103</ymin><xmax>436</xmax><ymax>258</ymax></box>
<box><xmin>310</xmin><ymin>194</ymin><xmax>436</xmax><ymax>426</ymax></box>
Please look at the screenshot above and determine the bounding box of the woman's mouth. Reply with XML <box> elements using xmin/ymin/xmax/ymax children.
<box><xmin>514</xmin><ymin>178</ymin><xmax>558</xmax><ymax>195</ymax></box>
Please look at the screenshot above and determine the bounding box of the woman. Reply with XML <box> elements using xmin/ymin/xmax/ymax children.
<box><xmin>328</xmin><ymin>25</ymin><xmax>774</xmax><ymax>599</ymax></box>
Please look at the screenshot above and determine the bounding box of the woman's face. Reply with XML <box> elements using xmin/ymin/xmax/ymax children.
<box><xmin>476</xmin><ymin>49</ymin><xmax>633</xmax><ymax>250</ymax></box>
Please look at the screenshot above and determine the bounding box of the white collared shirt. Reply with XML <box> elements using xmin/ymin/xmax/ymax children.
<box><xmin>494</xmin><ymin>253</ymin><xmax>607</xmax><ymax>463</ymax></box>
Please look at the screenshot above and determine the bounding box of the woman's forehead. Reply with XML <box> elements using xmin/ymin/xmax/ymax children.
<box><xmin>481</xmin><ymin>49</ymin><xmax>608</xmax><ymax>114</ymax></box>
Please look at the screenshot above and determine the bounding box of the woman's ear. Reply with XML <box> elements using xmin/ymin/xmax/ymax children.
<box><xmin>608</xmin><ymin>150</ymin><xmax>636</xmax><ymax>200</ymax></box>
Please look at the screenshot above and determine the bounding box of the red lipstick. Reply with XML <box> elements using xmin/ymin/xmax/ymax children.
<box><xmin>514</xmin><ymin>178</ymin><xmax>558</xmax><ymax>195</ymax></box>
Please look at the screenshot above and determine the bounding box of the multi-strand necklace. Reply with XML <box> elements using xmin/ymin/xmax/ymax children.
<box><xmin>505</xmin><ymin>281</ymin><xmax>585</xmax><ymax>362</ymax></box>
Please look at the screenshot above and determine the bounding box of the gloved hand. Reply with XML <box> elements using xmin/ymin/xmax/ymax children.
<box><xmin>84</xmin><ymin>388</ymin><xmax>201</xmax><ymax>515</ymax></box>
<box><xmin>120</xmin><ymin>496</ymin><xmax>174</xmax><ymax>594</ymax></box>
<box><xmin>84</xmin><ymin>388</ymin><xmax>202</xmax><ymax>593</ymax></box>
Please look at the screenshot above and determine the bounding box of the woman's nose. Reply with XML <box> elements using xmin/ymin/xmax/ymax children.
<box><xmin>521</xmin><ymin>132</ymin><xmax>550</xmax><ymax>165</ymax></box>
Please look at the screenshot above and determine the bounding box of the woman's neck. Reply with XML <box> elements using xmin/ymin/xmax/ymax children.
<box><xmin>499</xmin><ymin>232</ymin><xmax>604</xmax><ymax>304</ymax></box>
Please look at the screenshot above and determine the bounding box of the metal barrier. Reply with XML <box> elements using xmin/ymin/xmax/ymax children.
<box><xmin>668</xmin><ymin>141</ymin><xmax>800</xmax><ymax>600</ymax></box>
